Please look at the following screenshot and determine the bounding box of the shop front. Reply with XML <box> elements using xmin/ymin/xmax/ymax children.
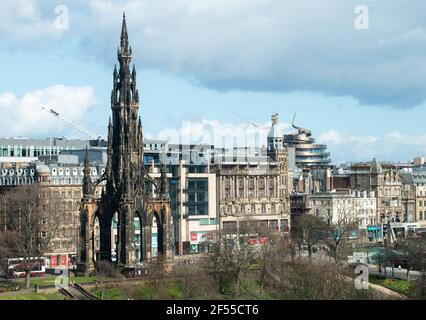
<box><xmin>190</xmin><ymin>231</ymin><xmax>214</xmax><ymax>254</ymax></box>
<box><xmin>367</xmin><ymin>225</ymin><xmax>382</xmax><ymax>241</ymax></box>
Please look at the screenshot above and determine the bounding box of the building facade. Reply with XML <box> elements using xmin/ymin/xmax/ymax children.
<box><xmin>311</xmin><ymin>189</ymin><xmax>377</xmax><ymax>241</ymax></box>
<box><xmin>217</xmin><ymin>114</ymin><xmax>292</xmax><ymax>239</ymax></box>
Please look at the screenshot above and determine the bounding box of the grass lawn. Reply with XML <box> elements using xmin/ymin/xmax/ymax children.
<box><xmin>90</xmin><ymin>280</ymin><xmax>185</xmax><ymax>300</ymax></box>
<box><xmin>0</xmin><ymin>292</ymin><xmax>64</xmax><ymax>300</ymax></box>
<box><xmin>91</xmin><ymin>287</ymin><xmax>124</xmax><ymax>300</ymax></box>
<box><xmin>11</xmin><ymin>275</ymin><xmax>99</xmax><ymax>289</ymax></box>
<box><xmin>369</xmin><ymin>276</ymin><xmax>411</xmax><ymax>295</ymax></box>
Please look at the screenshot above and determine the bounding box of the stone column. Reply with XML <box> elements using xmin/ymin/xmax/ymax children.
<box><xmin>160</xmin><ymin>203</ymin><xmax>174</xmax><ymax>261</ymax></box>
<box><xmin>76</xmin><ymin>203</ymin><xmax>96</xmax><ymax>275</ymax></box>
<box><xmin>141</xmin><ymin>223</ymin><xmax>152</xmax><ymax>262</ymax></box>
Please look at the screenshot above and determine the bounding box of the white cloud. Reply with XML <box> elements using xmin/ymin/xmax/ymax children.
<box><xmin>0</xmin><ymin>85</ymin><xmax>98</xmax><ymax>138</ymax></box>
<box><xmin>146</xmin><ymin>118</ymin><xmax>289</xmax><ymax>149</ymax></box>
<box><xmin>146</xmin><ymin>121</ymin><xmax>426</xmax><ymax>164</ymax></box>
<box><xmin>3</xmin><ymin>0</ymin><xmax>426</xmax><ymax>108</ymax></box>
<box><xmin>318</xmin><ymin>130</ymin><xmax>345</xmax><ymax>145</ymax></box>
<box><xmin>0</xmin><ymin>0</ymin><xmax>66</xmax><ymax>47</ymax></box>
<box><xmin>318</xmin><ymin>130</ymin><xmax>426</xmax><ymax>164</ymax></box>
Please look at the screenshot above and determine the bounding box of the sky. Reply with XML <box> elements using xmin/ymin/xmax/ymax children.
<box><xmin>1</xmin><ymin>0</ymin><xmax>426</xmax><ymax>165</ymax></box>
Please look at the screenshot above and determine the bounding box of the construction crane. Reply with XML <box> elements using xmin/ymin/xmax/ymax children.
<box><xmin>42</xmin><ymin>107</ymin><xmax>101</xmax><ymax>140</ymax></box>
<box><xmin>229</xmin><ymin>109</ymin><xmax>268</xmax><ymax>130</ymax></box>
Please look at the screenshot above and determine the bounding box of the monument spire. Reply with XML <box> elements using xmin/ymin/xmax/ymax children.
<box><xmin>121</xmin><ymin>12</ymin><xmax>128</xmax><ymax>49</ymax></box>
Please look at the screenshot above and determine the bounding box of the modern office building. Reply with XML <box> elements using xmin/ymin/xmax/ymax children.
<box><xmin>0</xmin><ymin>137</ymin><xmax>90</xmax><ymax>163</ymax></box>
<box><xmin>283</xmin><ymin>118</ymin><xmax>331</xmax><ymax>169</ymax></box>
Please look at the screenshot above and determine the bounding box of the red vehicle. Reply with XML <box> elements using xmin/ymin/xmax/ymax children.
<box><xmin>7</xmin><ymin>258</ymin><xmax>46</xmax><ymax>278</ymax></box>
<box><xmin>122</xmin><ymin>266</ymin><xmax>147</xmax><ymax>279</ymax></box>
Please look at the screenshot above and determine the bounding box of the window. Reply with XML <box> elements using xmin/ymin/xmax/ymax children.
<box><xmin>248</xmin><ymin>178</ymin><xmax>254</xmax><ymax>189</ymax></box>
<box><xmin>225</xmin><ymin>178</ymin><xmax>230</xmax><ymax>188</ymax></box>
<box><xmin>238</xmin><ymin>188</ymin><xmax>244</xmax><ymax>198</ymax></box>
<box><xmin>199</xmin><ymin>218</ymin><xmax>209</xmax><ymax>225</ymax></box>
<box><xmin>223</xmin><ymin>221</ymin><xmax>237</xmax><ymax>232</ymax></box>
<box><xmin>224</xmin><ymin>189</ymin><xmax>230</xmax><ymax>200</ymax></box>
<box><xmin>280</xmin><ymin>219</ymin><xmax>289</xmax><ymax>232</ymax></box>
<box><xmin>187</xmin><ymin>178</ymin><xmax>208</xmax><ymax>216</ymax></box>
<box><xmin>269</xmin><ymin>220</ymin><xmax>278</xmax><ymax>230</ymax></box>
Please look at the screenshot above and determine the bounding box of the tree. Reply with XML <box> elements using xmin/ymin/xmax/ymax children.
<box><xmin>146</xmin><ymin>254</ymin><xmax>165</xmax><ymax>299</ymax></box>
<box><xmin>323</xmin><ymin>199</ymin><xmax>359</xmax><ymax>261</ymax></box>
<box><xmin>0</xmin><ymin>185</ymin><xmax>61</xmax><ymax>289</ymax></box>
<box><xmin>277</xmin><ymin>261</ymin><xmax>377</xmax><ymax>300</ymax></box>
<box><xmin>0</xmin><ymin>231</ymin><xmax>16</xmax><ymax>278</ymax></box>
<box><xmin>174</xmin><ymin>259</ymin><xmax>196</xmax><ymax>299</ymax></box>
<box><xmin>206</xmin><ymin>230</ymin><xmax>258</xmax><ymax>298</ymax></box>
<box><xmin>93</xmin><ymin>260</ymin><xmax>120</xmax><ymax>300</ymax></box>
<box><xmin>173</xmin><ymin>258</ymin><xmax>217</xmax><ymax>299</ymax></box>
<box><xmin>374</xmin><ymin>248</ymin><xmax>398</xmax><ymax>277</ymax></box>
<box><xmin>292</xmin><ymin>215</ymin><xmax>327</xmax><ymax>260</ymax></box>
<box><xmin>396</xmin><ymin>237</ymin><xmax>426</xmax><ymax>280</ymax></box>
<box><xmin>412</xmin><ymin>273</ymin><xmax>426</xmax><ymax>300</ymax></box>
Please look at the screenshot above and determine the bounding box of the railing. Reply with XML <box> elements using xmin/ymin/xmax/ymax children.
<box><xmin>57</xmin><ymin>286</ymin><xmax>74</xmax><ymax>299</ymax></box>
<box><xmin>72</xmin><ymin>282</ymin><xmax>101</xmax><ymax>300</ymax></box>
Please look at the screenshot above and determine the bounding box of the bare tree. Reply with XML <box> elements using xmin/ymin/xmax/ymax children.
<box><xmin>396</xmin><ymin>237</ymin><xmax>426</xmax><ymax>280</ymax></box>
<box><xmin>413</xmin><ymin>273</ymin><xmax>426</xmax><ymax>300</ymax></box>
<box><xmin>146</xmin><ymin>254</ymin><xmax>165</xmax><ymax>299</ymax></box>
<box><xmin>206</xmin><ymin>229</ymin><xmax>258</xmax><ymax>298</ymax></box>
<box><xmin>93</xmin><ymin>260</ymin><xmax>120</xmax><ymax>300</ymax></box>
<box><xmin>172</xmin><ymin>258</ymin><xmax>217</xmax><ymax>299</ymax></box>
<box><xmin>292</xmin><ymin>215</ymin><xmax>327</xmax><ymax>260</ymax></box>
<box><xmin>0</xmin><ymin>231</ymin><xmax>16</xmax><ymax>278</ymax></box>
<box><xmin>323</xmin><ymin>199</ymin><xmax>359</xmax><ymax>261</ymax></box>
<box><xmin>0</xmin><ymin>185</ymin><xmax>61</xmax><ymax>289</ymax></box>
<box><xmin>277</xmin><ymin>261</ymin><xmax>377</xmax><ymax>300</ymax></box>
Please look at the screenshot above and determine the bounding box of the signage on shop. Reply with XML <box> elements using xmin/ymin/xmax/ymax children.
<box><xmin>190</xmin><ymin>232</ymin><xmax>214</xmax><ymax>244</ymax></box>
